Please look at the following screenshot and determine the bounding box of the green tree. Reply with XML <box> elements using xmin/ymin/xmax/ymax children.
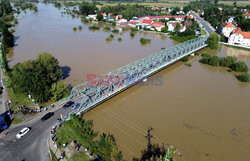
<box><xmin>51</xmin><ymin>80</ymin><xmax>69</xmax><ymax>101</ymax></box>
<box><xmin>79</xmin><ymin>2</ymin><xmax>97</xmax><ymax>16</ymax></box>
<box><xmin>230</xmin><ymin>62</ymin><xmax>248</xmax><ymax>72</ymax></box>
<box><xmin>174</xmin><ymin>22</ymin><xmax>181</xmax><ymax>32</ymax></box>
<box><xmin>96</xmin><ymin>12</ymin><xmax>103</xmax><ymax>21</ymax></box>
<box><xmin>236</xmin><ymin>73</ymin><xmax>250</xmax><ymax>82</ymax></box>
<box><xmin>11</xmin><ymin>53</ymin><xmax>63</xmax><ymax>103</ymax></box>
<box><xmin>1</xmin><ymin>25</ymin><xmax>14</xmax><ymax>48</ymax></box>
<box><xmin>207</xmin><ymin>33</ymin><xmax>220</xmax><ymax>49</ymax></box>
<box><xmin>161</xmin><ymin>26</ymin><xmax>168</xmax><ymax>33</ymax></box>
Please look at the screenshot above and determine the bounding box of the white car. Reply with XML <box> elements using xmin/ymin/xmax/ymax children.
<box><xmin>16</xmin><ymin>127</ymin><xmax>30</xmax><ymax>139</ymax></box>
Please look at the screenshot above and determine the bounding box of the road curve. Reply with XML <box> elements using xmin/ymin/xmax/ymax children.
<box><xmin>0</xmin><ymin>106</ymin><xmax>73</xmax><ymax>161</ymax></box>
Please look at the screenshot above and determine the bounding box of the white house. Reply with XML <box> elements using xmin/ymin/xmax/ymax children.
<box><xmin>138</xmin><ymin>19</ymin><xmax>153</xmax><ymax>29</ymax></box>
<box><xmin>116</xmin><ymin>19</ymin><xmax>128</xmax><ymax>25</ymax></box>
<box><xmin>228</xmin><ymin>16</ymin><xmax>235</xmax><ymax>23</ymax></box>
<box><xmin>244</xmin><ymin>13</ymin><xmax>250</xmax><ymax>19</ymax></box>
<box><xmin>86</xmin><ymin>14</ymin><xmax>97</xmax><ymax>20</ymax></box>
<box><xmin>228</xmin><ymin>28</ymin><xmax>250</xmax><ymax>47</ymax></box>
<box><xmin>167</xmin><ymin>21</ymin><xmax>179</xmax><ymax>32</ymax></box>
<box><xmin>128</xmin><ymin>21</ymin><xmax>139</xmax><ymax>28</ymax></box>
<box><xmin>222</xmin><ymin>23</ymin><xmax>236</xmax><ymax>37</ymax></box>
<box><xmin>151</xmin><ymin>21</ymin><xmax>165</xmax><ymax>31</ymax></box>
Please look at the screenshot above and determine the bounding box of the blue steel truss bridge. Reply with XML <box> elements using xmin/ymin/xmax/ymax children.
<box><xmin>47</xmin><ymin>35</ymin><xmax>208</xmax><ymax>115</ymax></box>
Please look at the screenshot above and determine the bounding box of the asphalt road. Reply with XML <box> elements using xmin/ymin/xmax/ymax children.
<box><xmin>0</xmin><ymin>106</ymin><xmax>74</xmax><ymax>161</ymax></box>
<box><xmin>192</xmin><ymin>11</ymin><xmax>215</xmax><ymax>35</ymax></box>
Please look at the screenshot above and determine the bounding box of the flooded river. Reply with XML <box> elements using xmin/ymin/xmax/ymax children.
<box><xmin>8</xmin><ymin>3</ymin><xmax>250</xmax><ymax>161</ymax></box>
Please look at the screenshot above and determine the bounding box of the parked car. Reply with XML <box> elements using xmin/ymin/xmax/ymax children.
<box><xmin>63</xmin><ymin>101</ymin><xmax>74</xmax><ymax>109</ymax></box>
<box><xmin>72</xmin><ymin>103</ymin><xmax>80</xmax><ymax>109</ymax></box>
<box><xmin>41</xmin><ymin>112</ymin><xmax>54</xmax><ymax>121</ymax></box>
<box><xmin>16</xmin><ymin>127</ymin><xmax>30</xmax><ymax>139</ymax></box>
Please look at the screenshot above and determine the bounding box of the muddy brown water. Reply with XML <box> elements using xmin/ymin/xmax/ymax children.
<box><xmin>8</xmin><ymin>3</ymin><xmax>250</xmax><ymax>161</ymax></box>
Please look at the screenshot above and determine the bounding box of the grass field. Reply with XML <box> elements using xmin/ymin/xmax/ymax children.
<box><xmin>7</xmin><ymin>88</ymin><xmax>34</xmax><ymax>111</ymax></box>
<box><xmin>11</xmin><ymin>117</ymin><xmax>24</xmax><ymax>124</ymax></box>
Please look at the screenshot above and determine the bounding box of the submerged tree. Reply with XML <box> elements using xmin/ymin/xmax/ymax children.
<box><xmin>11</xmin><ymin>53</ymin><xmax>64</xmax><ymax>103</ymax></box>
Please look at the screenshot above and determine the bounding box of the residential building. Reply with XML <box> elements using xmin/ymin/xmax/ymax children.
<box><xmin>244</xmin><ymin>13</ymin><xmax>250</xmax><ymax>19</ymax></box>
<box><xmin>151</xmin><ymin>21</ymin><xmax>165</xmax><ymax>31</ymax></box>
<box><xmin>222</xmin><ymin>23</ymin><xmax>236</xmax><ymax>37</ymax></box>
<box><xmin>228</xmin><ymin>28</ymin><xmax>250</xmax><ymax>47</ymax></box>
<box><xmin>86</xmin><ymin>14</ymin><xmax>97</xmax><ymax>20</ymax></box>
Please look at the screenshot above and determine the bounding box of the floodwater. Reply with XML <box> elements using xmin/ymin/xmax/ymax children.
<box><xmin>9</xmin><ymin>3</ymin><xmax>250</xmax><ymax>161</ymax></box>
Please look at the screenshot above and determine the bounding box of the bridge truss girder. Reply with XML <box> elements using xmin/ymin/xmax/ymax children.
<box><xmin>68</xmin><ymin>36</ymin><xmax>208</xmax><ymax>114</ymax></box>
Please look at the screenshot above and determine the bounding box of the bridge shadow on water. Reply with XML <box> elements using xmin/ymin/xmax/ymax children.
<box><xmin>62</xmin><ymin>66</ymin><xmax>71</xmax><ymax>80</ymax></box>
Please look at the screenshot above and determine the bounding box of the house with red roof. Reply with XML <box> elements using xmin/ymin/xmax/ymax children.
<box><xmin>128</xmin><ymin>21</ymin><xmax>139</xmax><ymax>28</ymax></box>
<box><xmin>151</xmin><ymin>21</ymin><xmax>165</xmax><ymax>31</ymax></box>
<box><xmin>137</xmin><ymin>19</ymin><xmax>153</xmax><ymax>29</ymax></box>
<box><xmin>116</xmin><ymin>19</ymin><xmax>127</xmax><ymax>25</ymax></box>
<box><xmin>244</xmin><ymin>13</ymin><xmax>250</xmax><ymax>19</ymax></box>
<box><xmin>228</xmin><ymin>28</ymin><xmax>250</xmax><ymax>47</ymax></box>
<box><xmin>222</xmin><ymin>23</ymin><xmax>236</xmax><ymax>37</ymax></box>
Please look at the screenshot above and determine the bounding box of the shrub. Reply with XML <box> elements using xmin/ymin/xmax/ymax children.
<box><xmin>200</xmin><ymin>54</ymin><xmax>220</xmax><ymax>66</ymax></box>
<box><xmin>73</xmin><ymin>27</ymin><xmax>77</xmax><ymax>31</ymax></box>
<box><xmin>207</xmin><ymin>56</ymin><xmax>220</xmax><ymax>66</ymax></box>
<box><xmin>130</xmin><ymin>27</ymin><xmax>138</xmax><ymax>32</ymax></box>
<box><xmin>161</xmin><ymin>27</ymin><xmax>168</xmax><ymax>33</ymax></box>
<box><xmin>122</xmin><ymin>27</ymin><xmax>129</xmax><ymax>31</ymax></box>
<box><xmin>181</xmin><ymin>56</ymin><xmax>188</xmax><ymax>62</ymax></box>
<box><xmin>109</xmin><ymin>34</ymin><xmax>114</xmax><ymax>38</ymax></box>
<box><xmin>78</xmin><ymin>25</ymin><xmax>82</xmax><ymax>30</ymax></box>
<box><xmin>130</xmin><ymin>32</ymin><xmax>135</xmax><ymax>37</ymax></box>
<box><xmin>103</xmin><ymin>26</ymin><xmax>111</xmax><ymax>31</ymax></box>
<box><xmin>201</xmin><ymin>52</ymin><xmax>211</xmax><ymax>59</ymax></box>
<box><xmin>118</xmin><ymin>37</ymin><xmax>122</xmax><ymax>42</ymax></box>
<box><xmin>230</xmin><ymin>61</ymin><xmax>249</xmax><ymax>72</ymax></box>
<box><xmin>105</xmin><ymin>36</ymin><xmax>113</xmax><ymax>41</ymax></box>
<box><xmin>111</xmin><ymin>22</ymin><xmax>116</xmax><ymax>26</ymax></box>
<box><xmin>185</xmin><ymin>63</ymin><xmax>192</xmax><ymax>67</ymax></box>
<box><xmin>89</xmin><ymin>25</ymin><xmax>100</xmax><ymax>30</ymax></box>
<box><xmin>219</xmin><ymin>56</ymin><xmax>237</xmax><ymax>67</ymax></box>
<box><xmin>140</xmin><ymin>38</ymin><xmax>151</xmax><ymax>45</ymax></box>
<box><xmin>236</xmin><ymin>73</ymin><xmax>250</xmax><ymax>82</ymax></box>
<box><xmin>111</xmin><ymin>29</ymin><xmax>119</xmax><ymax>34</ymax></box>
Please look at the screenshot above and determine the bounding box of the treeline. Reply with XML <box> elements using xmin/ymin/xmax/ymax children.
<box><xmin>78</xmin><ymin>2</ymin><xmax>156</xmax><ymax>20</ymax></box>
<box><xmin>0</xmin><ymin>0</ymin><xmax>12</xmax><ymax>17</ymax></box>
<box><xmin>0</xmin><ymin>0</ymin><xmax>14</xmax><ymax>74</ymax></box>
<box><xmin>101</xmin><ymin>4</ymin><xmax>156</xmax><ymax>19</ymax></box>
